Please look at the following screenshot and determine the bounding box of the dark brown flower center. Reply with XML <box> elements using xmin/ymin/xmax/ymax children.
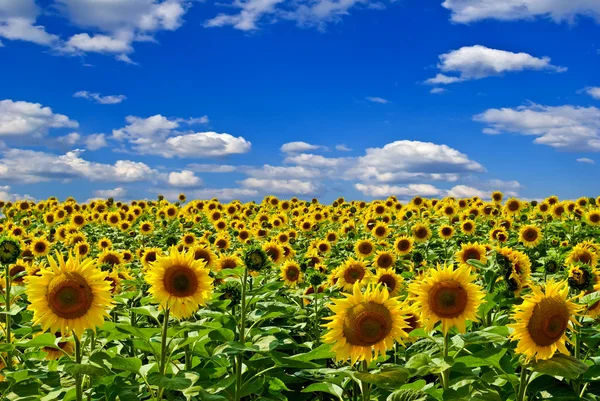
<box><xmin>397</xmin><ymin>239</ymin><xmax>411</xmax><ymax>252</ymax></box>
<box><xmin>163</xmin><ymin>265</ymin><xmax>198</xmax><ymax>297</ymax></box>
<box><xmin>378</xmin><ymin>274</ymin><xmax>397</xmax><ymax>291</ymax></box>
<box><xmin>523</xmin><ymin>228</ymin><xmax>538</xmax><ymax>242</ymax></box>
<box><xmin>462</xmin><ymin>248</ymin><xmax>481</xmax><ymax>263</ymax></box>
<box><xmin>376</xmin><ymin>254</ymin><xmax>394</xmax><ymax>269</ymax></box>
<box><xmin>429</xmin><ymin>281</ymin><xmax>468</xmax><ymax>318</ymax></box>
<box><xmin>343</xmin><ymin>302</ymin><xmax>393</xmax><ymax>346</ymax></box>
<box><xmin>358</xmin><ymin>241</ymin><xmax>373</xmax><ymax>255</ymax></box>
<box><xmin>344</xmin><ymin>264</ymin><xmax>365</xmax><ymax>284</ymax></box>
<box><xmin>414</xmin><ymin>227</ymin><xmax>428</xmax><ymax>239</ymax></box>
<box><xmin>47</xmin><ymin>273</ymin><xmax>94</xmax><ymax>319</ymax></box>
<box><xmin>285</xmin><ymin>265</ymin><xmax>300</xmax><ymax>281</ymax></box>
<box><xmin>527</xmin><ymin>297</ymin><xmax>569</xmax><ymax>347</ymax></box>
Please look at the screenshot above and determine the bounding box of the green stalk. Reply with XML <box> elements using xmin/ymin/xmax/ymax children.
<box><xmin>516</xmin><ymin>366</ymin><xmax>530</xmax><ymax>401</ymax></box>
<box><xmin>314</xmin><ymin>285</ymin><xmax>320</xmax><ymax>345</ymax></box>
<box><xmin>184</xmin><ymin>329</ymin><xmax>192</xmax><ymax>371</ymax></box>
<box><xmin>442</xmin><ymin>331</ymin><xmax>450</xmax><ymax>390</ymax></box>
<box><xmin>235</xmin><ymin>268</ymin><xmax>248</xmax><ymax>401</ymax></box>
<box><xmin>4</xmin><ymin>264</ymin><xmax>12</xmax><ymax>370</ymax></box>
<box><xmin>360</xmin><ymin>360</ymin><xmax>370</xmax><ymax>401</ymax></box>
<box><xmin>157</xmin><ymin>308</ymin><xmax>170</xmax><ymax>401</ymax></box>
<box><xmin>75</xmin><ymin>334</ymin><xmax>83</xmax><ymax>401</ymax></box>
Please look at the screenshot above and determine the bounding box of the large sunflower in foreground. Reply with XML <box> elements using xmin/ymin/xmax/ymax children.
<box><xmin>408</xmin><ymin>264</ymin><xmax>485</xmax><ymax>334</ymax></box>
<box><xmin>25</xmin><ymin>253</ymin><xmax>113</xmax><ymax>338</ymax></box>
<box><xmin>145</xmin><ymin>246</ymin><xmax>213</xmax><ymax>319</ymax></box>
<box><xmin>322</xmin><ymin>283</ymin><xmax>409</xmax><ymax>364</ymax></box>
<box><xmin>508</xmin><ymin>280</ymin><xmax>582</xmax><ymax>362</ymax></box>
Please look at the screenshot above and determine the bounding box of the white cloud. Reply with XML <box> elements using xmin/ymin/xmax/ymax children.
<box><xmin>57</xmin><ymin>132</ymin><xmax>81</xmax><ymax>146</ymax></box>
<box><xmin>474</xmin><ymin>103</ymin><xmax>600</xmax><ymax>151</ymax></box>
<box><xmin>204</xmin><ymin>0</ymin><xmax>285</xmax><ymax>30</ymax></box>
<box><xmin>94</xmin><ymin>187</ymin><xmax>127</xmax><ymax>198</ymax></box>
<box><xmin>0</xmin><ymin>99</ymin><xmax>78</xmax><ymax>138</ymax></box>
<box><xmin>186</xmin><ymin>163</ymin><xmax>237</xmax><ymax>173</ymax></box>
<box><xmin>64</xmin><ymin>32</ymin><xmax>133</xmax><ymax>54</ymax></box>
<box><xmin>442</xmin><ymin>0</ymin><xmax>600</xmax><ymax>24</ymax></box>
<box><xmin>183</xmin><ymin>115</ymin><xmax>209</xmax><ymax>125</ymax></box>
<box><xmin>163</xmin><ymin>132</ymin><xmax>251</xmax><ymax>158</ymax></box>
<box><xmin>0</xmin><ymin>185</ymin><xmax>33</xmax><ymax>202</ymax></box>
<box><xmin>577</xmin><ymin>157</ymin><xmax>595</xmax><ymax>164</ymax></box>
<box><xmin>168</xmin><ymin>170</ymin><xmax>202</xmax><ymax>187</ymax></box>
<box><xmin>335</xmin><ymin>144</ymin><xmax>352</xmax><ymax>151</ymax></box>
<box><xmin>582</xmin><ymin>87</ymin><xmax>600</xmax><ymax>100</ymax></box>
<box><xmin>85</xmin><ymin>133</ymin><xmax>108</xmax><ymax>150</ymax></box>
<box><xmin>430</xmin><ymin>88</ymin><xmax>447</xmax><ymax>94</ymax></box>
<box><xmin>425</xmin><ymin>45</ymin><xmax>566</xmax><ymax>85</ymax></box>
<box><xmin>0</xmin><ymin>1</ymin><xmax>59</xmax><ymax>45</ymax></box>
<box><xmin>246</xmin><ymin>165</ymin><xmax>321</xmax><ymax>179</ymax></box>
<box><xmin>354</xmin><ymin>183</ymin><xmax>444</xmax><ymax>198</ymax></box>
<box><xmin>284</xmin><ymin>153</ymin><xmax>349</xmax><ymax>168</ymax></box>
<box><xmin>280</xmin><ymin>141</ymin><xmax>322</xmax><ymax>153</ymax></box>
<box><xmin>365</xmin><ymin>96</ymin><xmax>389</xmax><ymax>104</ymax></box>
<box><xmin>446</xmin><ymin>184</ymin><xmax>487</xmax><ymax>198</ymax></box>
<box><xmin>74</xmin><ymin>91</ymin><xmax>127</xmax><ymax>104</ymax></box>
<box><xmin>0</xmin><ymin>148</ymin><xmax>158</xmax><ymax>183</ymax></box>
<box><xmin>240</xmin><ymin>178</ymin><xmax>320</xmax><ymax>195</ymax></box>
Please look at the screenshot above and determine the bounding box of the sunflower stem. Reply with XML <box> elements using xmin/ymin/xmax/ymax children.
<box><xmin>442</xmin><ymin>331</ymin><xmax>450</xmax><ymax>390</ymax></box>
<box><xmin>235</xmin><ymin>267</ymin><xmax>248</xmax><ymax>401</ymax></box>
<box><xmin>360</xmin><ymin>360</ymin><xmax>370</xmax><ymax>401</ymax></box>
<box><xmin>184</xmin><ymin>329</ymin><xmax>192</xmax><ymax>371</ymax></box>
<box><xmin>4</xmin><ymin>264</ymin><xmax>12</xmax><ymax>370</ymax></box>
<box><xmin>75</xmin><ymin>333</ymin><xmax>83</xmax><ymax>401</ymax></box>
<box><xmin>516</xmin><ymin>366</ymin><xmax>530</xmax><ymax>401</ymax></box>
<box><xmin>157</xmin><ymin>308</ymin><xmax>170</xmax><ymax>401</ymax></box>
<box><xmin>314</xmin><ymin>285</ymin><xmax>320</xmax><ymax>345</ymax></box>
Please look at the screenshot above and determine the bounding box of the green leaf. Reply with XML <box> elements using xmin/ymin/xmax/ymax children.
<box><xmin>289</xmin><ymin>344</ymin><xmax>335</xmax><ymax>362</ymax></box>
<box><xmin>455</xmin><ymin>347</ymin><xmax>507</xmax><ymax>369</ymax></box>
<box><xmin>131</xmin><ymin>305</ymin><xmax>161</xmax><ymax>321</ymax></box>
<box><xmin>63</xmin><ymin>363</ymin><xmax>107</xmax><ymax>377</ymax></box>
<box><xmin>147</xmin><ymin>372</ymin><xmax>193</xmax><ymax>390</ymax></box>
<box><xmin>301</xmin><ymin>383</ymin><xmax>344</xmax><ymax>401</ymax></box>
<box><xmin>528</xmin><ymin>354</ymin><xmax>589</xmax><ymax>379</ymax></box>
<box><xmin>387</xmin><ymin>389</ymin><xmax>429</xmax><ymax>401</ymax></box>
<box><xmin>355</xmin><ymin>367</ymin><xmax>409</xmax><ymax>390</ymax></box>
<box><xmin>110</xmin><ymin>356</ymin><xmax>142</xmax><ymax>373</ymax></box>
<box><xmin>16</xmin><ymin>333</ymin><xmax>58</xmax><ymax>349</ymax></box>
<box><xmin>268</xmin><ymin>378</ymin><xmax>290</xmax><ymax>393</ymax></box>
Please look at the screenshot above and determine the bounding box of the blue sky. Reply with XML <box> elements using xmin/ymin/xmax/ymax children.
<box><xmin>0</xmin><ymin>0</ymin><xmax>599</xmax><ymax>203</ymax></box>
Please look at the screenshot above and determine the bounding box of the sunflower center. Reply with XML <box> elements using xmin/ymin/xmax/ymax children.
<box><xmin>428</xmin><ymin>280</ymin><xmax>468</xmax><ymax>318</ymax></box>
<box><xmin>35</xmin><ymin>242</ymin><xmax>47</xmax><ymax>252</ymax></box>
<box><xmin>344</xmin><ymin>264</ymin><xmax>365</xmax><ymax>284</ymax></box>
<box><xmin>508</xmin><ymin>201</ymin><xmax>519</xmax><ymax>211</ymax></box>
<box><xmin>375</xmin><ymin>227</ymin><xmax>386</xmax><ymax>237</ymax></box>
<box><xmin>163</xmin><ymin>265</ymin><xmax>198</xmax><ymax>297</ymax></box>
<box><xmin>590</xmin><ymin>214</ymin><xmax>600</xmax><ymax>223</ymax></box>
<box><xmin>397</xmin><ymin>240</ymin><xmax>410</xmax><ymax>252</ymax></box>
<box><xmin>415</xmin><ymin>227</ymin><xmax>428</xmax><ymax>239</ymax></box>
<box><xmin>405</xmin><ymin>314</ymin><xmax>419</xmax><ymax>332</ymax></box>
<box><xmin>47</xmin><ymin>273</ymin><xmax>94</xmax><ymax>319</ymax></box>
<box><xmin>462</xmin><ymin>249</ymin><xmax>481</xmax><ymax>262</ymax></box>
<box><xmin>266</xmin><ymin>247</ymin><xmax>280</xmax><ymax>261</ymax></box>
<box><xmin>523</xmin><ymin>228</ymin><xmax>538</xmax><ymax>242</ymax></box>
<box><xmin>441</xmin><ymin>227</ymin><xmax>452</xmax><ymax>236</ymax></box>
<box><xmin>527</xmin><ymin>297</ymin><xmax>569</xmax><ymax>347</ymax></box>
<box><xmin>285</xmin><ymin>265</ymin><xmax>300</xmax><ymax>281</ymax></box>
<box><xmin>343</xmin><ymin>302</ymin><xmax>393</xmax><ymax>346</ymax></box>
<box><xmin>377</xmin><ymin>254</ymin><xmax>394</xmax><ymax>269</ymax></box>
<box><xmin>572</xmin><ymin>250</ymin><xmax>592</xmax><ymax>265</ymax></box>
<box><xmin>358</xmin><ymin>242</ymin><xmax>373</xmax><ymax>255</ymax></box>
<box><xmin>378</xmin><ymin>274</ymin><xmax>397</xmax><ymax>291</ymax></box>
<box><xmin>221</xmin><ymin>259</ymin><xmax>237</xmax><ymax>269</ymax></box>
<box><xmin>102</xmin><ymin>254</ymin><xmax>120</xmax><ymax>266</ymax></box>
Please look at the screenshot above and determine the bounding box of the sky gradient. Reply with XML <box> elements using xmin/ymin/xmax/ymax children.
<box><xmin>1</xmin><ymin>0</ymin><xmax>599</xmax><ymax>203</ymax></box>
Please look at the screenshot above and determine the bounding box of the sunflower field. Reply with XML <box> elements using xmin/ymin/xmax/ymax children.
<box><xmin>1</xmin><ymin>193</ymin><xmax>600</xmax><ymax>401</ymax></box>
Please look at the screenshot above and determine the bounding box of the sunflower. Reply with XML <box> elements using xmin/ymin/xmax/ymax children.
<box><xmin>42</xmin><ymin>333</ymin><xmax>74</xmax><ymax>360</ymax></box>
<box><xmin>214</xmin><ymin>234</ymin><xmax>231</xmax><ymax>251</ymax></box>
<box><xmin>567</xmin><ymin>263</ymin><xmax>594</xmax><ymax>291</ymax></box>
<box><xmin>140</xmin><ymin>221</ymin><xmax>154</xmax><ymax>235</ymax></box>
<box><xmin>455</xmin><ymin>243</ymin><xmax>487</xmax><ymax>269</ymax></box>
<box><xmin>141</xmin><ymin>247</ymin><xmax>163</xmax><ymax>270</ymax></box>
<box><xmin>336</xmin><ymin>258</ymin><xmax>372</xmax><ymax>292</ymax></box>
<box><xmin>191</xmin><ymin>244</ymin><xmax>216</xmax><ymax>270</ymax></box>
<box><xmin>97</xmin><ymin>237</ymin><xmax>112</xmax><ymax>250</ymax></box>
<box><xmin>145</xmin><ymin>247</ymin><xmax>213</xmax><ymax>319</ymax></box>
<box><xmin>519</xmin><ymin>225</ymin><xmax>542</xmax><ymax>248</ymax></box>
<box><xmin>460</xmin><ymin>220</ymin><xmax>476</xmax><ymax>235</ymax></box>
<box><xmin>75</xmin><ymin>241</ymin><xmax>90</xmax><ymax>257</ymax></box>
<box><xmin>215</xmin><ymin>254</ymin><xmax>243</xmax><ymax>274</ymax></box>
<box><xmin>491</xmin><ymin>191</ymin><xmax>503</xmax><ymax>204</ymax></box>
<box><xmin>372</xmin><ymin>223</ymin><xmax>389</xmax><ymax>239</ymax></box>
<box><xmin>97</xmin><ymin>249</ymin><xmax>123</xmax><ymax>269</ymax></box>
<box><xmin>372</xmin><ymin>268</ymin><xmax>403</xmax><ymax>297</ymax></box>
<box><xmin>438</xmin><ymin>225</ymin><xmax>454</xmax><ymax>240</ymax></box>
<box><xmin>25</xmin><ymin>253</ymin><xmax>113</xmax><ymax>337</ymax></box>
<box><xmin>393</xmin><ymin>236</ymin><xmax>413</xmax><ymax>256</ymax></box>
<box><xmin>508</xmin><ymin>280</ymin><xmax>582</xmax><ymax>362</ymax></box>
<box><xmin>31</xmin><ymin>238</ymin><xmax>51</xmax><ymax>258</ymax></box>
<box><xmin>322</xmin><ymin>283</ymin><xmax>409</xmax><ymax>364</ymax></box>
<box><xmin>411</xmin><ymin>223</ymin><xmax>432</xmax><ymax>243</ymax></box>
<box><xmin>496</xmin><ymin>247</ymin><xmax>532</xmax><ymax>294</ymax></box>
<box><xmin>408</xmin><ymin>264</ymin><xmax>485</xmax><ymax>334</ymax></box>
<box><xmin>104</xmin><ymin>271</ymin><xmax>123</xmax><ymax>294</ymax></box>
<box><xmin>9</xmin><ymin>259</ymin><xmax>30</xmax><ymax>285</ymax></box>
<box><xmin>566</xmin><ymin>243</ymin><xmax>598</xmax><ymax>269</ymax></box>
<box><xmin>365</xmin><ymin>250</ymin><xmax>390</xmax><ymax>269</ymax></box>
<box><xmin>181</xmin><ymin>233</ymin><xmax>196</xmax><ymax>247</ymax></box>
<box><xmin>263</xmin><ymin>241</ymin><xmax>285</xmax><ymax>265</ymax></box>
<box><xmin>504</xmin><ymin>198</ymin><xmax>522</xmax><ymax>215</ymax></box>
<box><xmin>303</xmin><ymin>285</ymin><xmax>325</xmax><ymax>306</ymax></box>
<box><xmin>586</xmin><ymin>209</ymin><xmax>600</xmax><ymax>226</ymax></box>
<box><xmin>280</xmin><ymin>261</ymin><xmax>303</xmax><ymax>287</ymax></box>
<box><xmin>355</xmin><ymin>239</ymin><xmax>375</xmax><ymax>258</ymax></box>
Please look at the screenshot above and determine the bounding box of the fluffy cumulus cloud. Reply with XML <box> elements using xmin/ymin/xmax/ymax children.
<box><xmin>577</xmin><ymin>157</ymin><xmax>595</xmax><ymax>164</ymax></box>
<box><xmin>354</xmin><ymin>183</ymin><xmax>444</xmax><ymax>197</ymax></box>
<box><xmin>425</xmin><ymin>45</ymin><xmax>566</xmax><ymax>85</ymax></box>
<box><xmin>582</xmin><ymin>87</ymin><xmax>600</xmax><ymax>100</ymax></box>
<box><xmin>74</xmin><ymin>91</ymin><xmax>127</xmax><ymax>104</ymax></box>
<box><xmin>85</xmin><ymin>134</ymin><xmax>108</xmax><ymax>150</ymax></box>
<box><xmin>0</xmin><ymin>148</ymin><xmax>158</xmax><ymax>183</ymax></box>
<box><xmin>0</xmin><ymin>0</ymin><xmax>59</xmax><ymax>45</ymax></box>
<box><xmin>445</xmin><ymin>184</ymin><xmax>487</xmax><ymax>198</ymax></box>
<box><xmin>0</xmin><ymin>185</ymin><xmax>33</xmax><ymax>202</ymax></box>
<box><xmin>0</xmin><ymin>99</ymin><xmax>78</xmax><ymax>138</ymax></box>
<box><xmin>112</xmin><ymin>114</ymin><xmax>250</xmax><ymax>158</ymax></box>
<box><xmin>168</xmin><ymin>170</ymin><xmax>202</xmax><ymax>187</ymax></box>
<box><xmin>474</xmin><ymin>103</ymin><xmax>600</xmax><ymax>151</ymax></box>
<box><xmin>94</xmin><ymin>187</ymin><xmax>128</xmax><ymax>198</ymax></box>
<box><xmin>280</xmin><ymin>141</ymin><xmax>323</xmax><ymax>153</ymax></box>
<box><xmin>442</xmin><ymin>0</ymin><xmax>600</xmax><ymax>24</ymax></box>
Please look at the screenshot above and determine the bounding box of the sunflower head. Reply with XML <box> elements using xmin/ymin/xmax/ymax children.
<box><xmin>336</xmin><ymin>258</ymin><xmax>372</xmax><ymax>292</ymax></box>
<box><xmin>373</xmin><ymin>251</ymin><xmax>395</xmax><ymax>270</ymax></box>
<box><xmin>355</xmin><ymin>239</ymin><xmax>375</xmax><ymax>258</ymax></box>
<box><xmin>408</xmin><ymin>264</ymin><xmax>485</xmax><ymax>334</ymax></box>
<box><xmin>508</xmin><ymin>280</ymin><xmax>582</xmax><ymax>362</ymax></box>
<box><xmin>0</xmin><ymin>236</ymin><xmax>21</xmax><ymax>264</ymax></box>
<box><xmin>280</xmin><ymin>261</ymin><xmax>303</xmax><ymax>287</ymax></box>
<box><xmin>218</xmin><ymin>280</ymin><xmax>242</xmax><ymax>305</ymax></box>
<box><xmin>455</xmin><ymin>243</ymin><xmax>487</xmax><ymax>269</ymax></box>
<box><xmin>244</xmin><ymin>246</ymin><xmax>270</xmax><ymax>272</ymax></box>
<box><xmin>567</xmin><ymin>263</ymin><xmax>595</xmax><ymax>291</ymax></box>
<box><xmin>394</xmin><ymin>236</ymin><xmax>413</xmax><ymax>256</ymax></box>
<box><xmin>411</xmin><ymin>223</ymin><xmax>431</xmax><ymax>243</ymax></box>
<box><xmin>519</xmin><ymin>225</ymin><xmax>542</xmax><ymax>248</ymax></box>
<box><xmin>372</xmin><ymin>268</ymin><xmax>403</xmax><ymax>297</ymax></box>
